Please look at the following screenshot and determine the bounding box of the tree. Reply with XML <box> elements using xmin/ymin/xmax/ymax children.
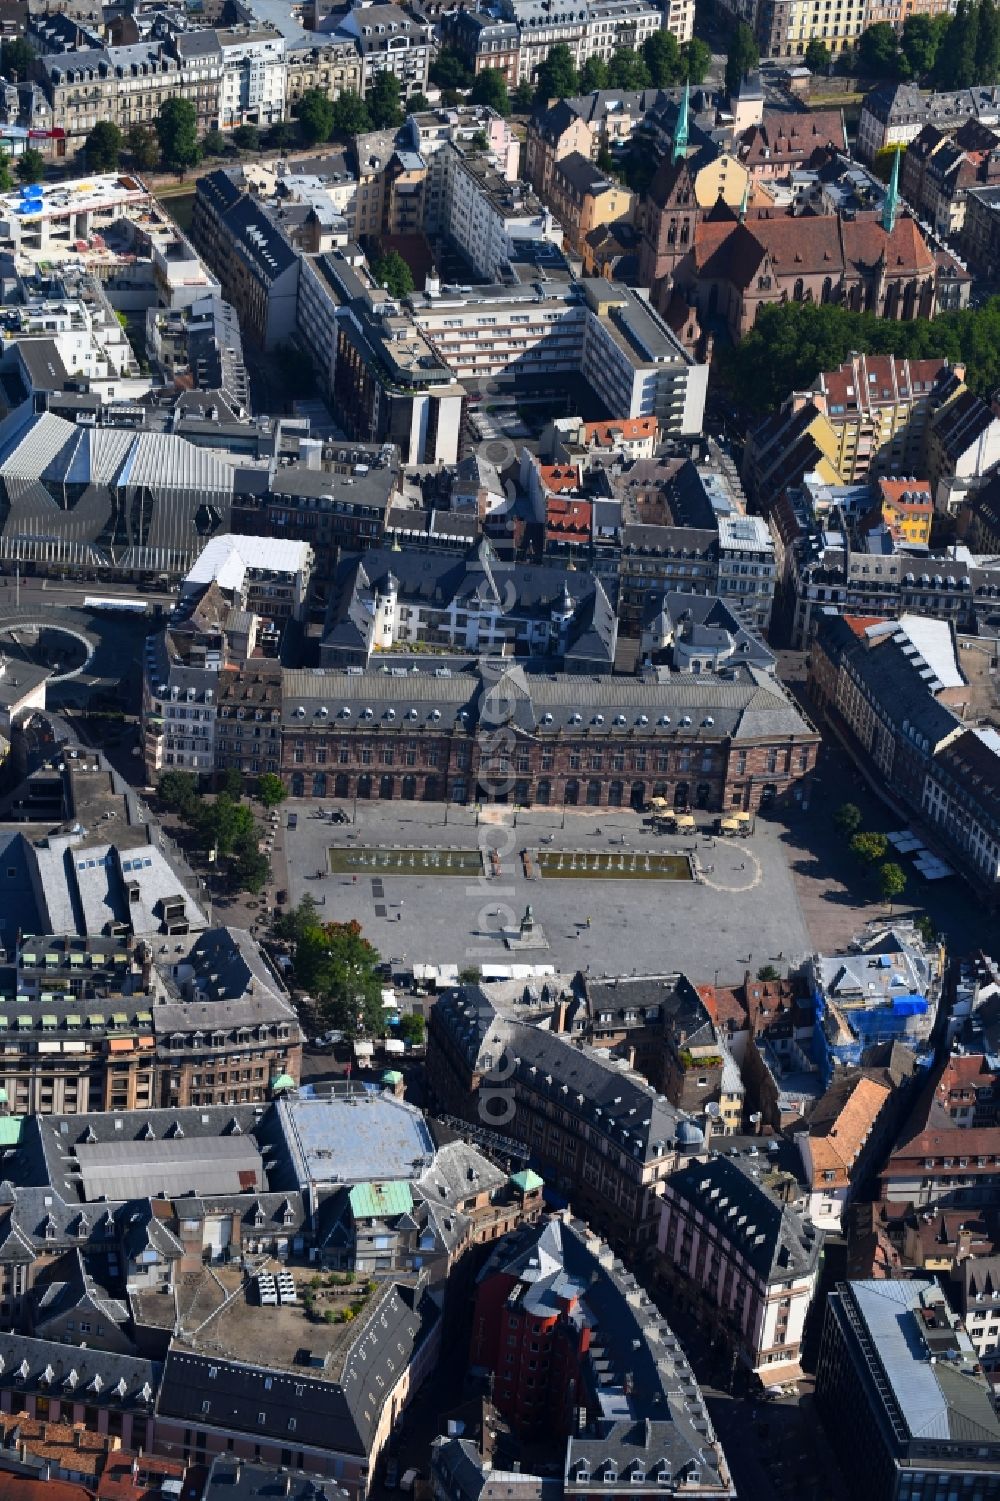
<box><xmin>901</xmin><ymin>12</ymin><xmax>945</xmax><ymax>77</ymax></box>
<box><xmin>292</xmin><ymin>916</ymin><xmax>383</xmax><ymax>1036</ymax></box>
<box><xmin>725</xmin><ymin>21</ymin><xmax>759</xmax><ymax>98</ymax></box>
<box><xmin>217</xmin><ymin>767</ymin><xmax>245</xmax><ymax>800</ymax></box>
<box><xmin>232</xmin><ymin>124</ymin><xmax>261</xmax><ymax>153</ymax></box>
<box><xmin>256</xmin><ymin>772</ymin><xmax>287</xmax><ymax>808</ymax></box>
<box><xmin>84</xmin><ymin>121</ymin><xmax>123</xmax><ymax>171</ymax></box>
<box><xmin>330</xmin><ymin>91</ymin><xmax>372</xmax><ymax>136</ymax></box>
<box><xmin>126</xmin><ymin>124</ymin><xmax>160</xmax><ymax>171</ymax></box>
<box><xmin>858</xmin><ymin>21</ymin><xmax>901</xmax><ymax>76</ymax></box>
<box><xmin>230</xmin><ymin>845</ymin><xmax>271</xmax><ymax>895</ymax></box>
<box><xmin>158</xmin><ymin>770</ymin><xmax>200</xmax><ymax>817</ymax></box>
<box><xmin>534</xmin><ymin>42</ymin><xmax>579</xmax><ymax>101</ymax></box>
<box><xmin>643</xmin><ymin>29</ymin><xmax>681</xmax><ymax>86</ymax></box>
<box><xmin>268</xmin><ymin>120</ymin><xmax>298</xmax><ymax>149</ymax></box>
<box><xmin>719</xmin><ymin>298</ymin><xmax>1000</xmax><ymax>415</ymax></box>
<box><xmin>756</xmin><ymin>964</ymin><xmax>781</xmax><ymax>982</ymax></box>
<box><xmin>297</xmin><ymin>88</ymin><xmax>335</xmax><ymax>146</ymax></box>
<box><xmin>368</xmin><ymin>70</ymin><xmax>403</xmax><ymax>129</ymax></box>
<box><xmin>934</xmin><ymin>0</ymin><xmax>978</xmax><ymax>85</ymax></box>
<box><xmin>372</xmin><ymin>249</ymin><xmax>414</xmax><ymax>298</ymax></box>
<box><xmin>805</xmin><ymin>38</ymin><xmax>831</xmax><ymax>72</ymax></box>
<box><xmin>914</xmin><ymin>913</ymin><xmax>937</xmax><ymax>944</ymax></box>
<box><xmin>407</xmin><ymin>91</ymin><xmax>430</xmax><ymax>112</ymax></box>
<box><xmin>607</xmin><ymin>47</ymin><xmax>651</xmax><ymax>89</ymax></box>
<box><xmin>429</xmin><ymin>47</ymin><xmax>472</xmax><ymax>90</ymax></box>
<box><xmin>851</xmin><ymin>831</ymin><xmax>889</xmax><ymax>866</ymax></box>
<box><xmin>0</xmin><ymin>37</ymin><xmax>34</xmax><ymax>80</ymax></box>
<box><xmin>16</xmin><ymin>149</ymin><xmax>45</xmax><ymax>185</ymax></box>
<box><xmin>580</xmin><ymin>55</ymin><xmax>611</xmax><ymax>91</ymax></box>
<box><xmin>470</xmin><ymin>67</ymin><xmax>510</xmax><ymax>115</ymax></box>
<box><xmin>834</xmin><ymin>802</ymin><xmax>863</xmax><ymax>836</ymax></box>
<box><xmin>194</xmin><ymin>793</ymin><xmax>257</xmax><ymax>858</ymax></box>
<box><xmin>0</xmin><ymin>151</ymin><xmax>12</xmax><ymax>193</ymax></box>
<box><xmin>681</xmin><ymin>37</ymin><xmax>712</xmax><ymax>84</ymax></box>
<box><xmin>156</xmin><ymin>97</ymin><xmax>200</xmax><ymax>174</ymax></box>
<box><xmin>273</xmin><ymin>893</ymin><xmax>320</xmax><ymax>947</ymax></box>
<box><xmin>596</xmin><ymin>141</ymin><xmax>615</xmax><ymax>172</ymax></box>
<box><xmin>398</xmin><ymin>1012</ymin><xmax>425</xmax><ymax>1046</ymax></box>
<box><xmin>512</xmin><ymin>79</ymin><xmax>536</xmax><ymax>111</ymax></box>
<box><xmin>878</xmin><ymin>861</ymin><xmax>907</xmax><ymax>909</ymax></box>
<box><xmin>202</xmin><ymin>127</ymin><xmax>228</xmax><ymax>156</ymax></box>
<box><xmin>977</xmin><ymin>0</ymin><xmax>1000</xmax><ymax>82</ymax></box>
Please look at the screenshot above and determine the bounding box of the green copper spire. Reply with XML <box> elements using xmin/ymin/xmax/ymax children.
<box><xmin>738</xmin><ymin>174</ymin><xmax>750</xmax><ymax>222</ymax></box>
<box><xmin>882</xmin><ymin>147</ymin><xmax>900</xmax><ymax>235</ymax></box>
<box><xmin>672</xmin><ymin>79</ymin><xmax>690</xmax><ymax>164</ymax></box>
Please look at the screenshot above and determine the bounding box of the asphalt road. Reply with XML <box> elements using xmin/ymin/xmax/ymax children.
<box><xmin>0</xmin><ymin>577</ymin><xmax>174</xmax><ymax>611</ymax></box>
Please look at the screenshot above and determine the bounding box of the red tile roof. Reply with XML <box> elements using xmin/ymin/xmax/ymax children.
<box><xmin>545</xmin><ymin>496</ymin><xmax>591</xmax><ymax>541</ymax></box>
<box><xmin>740</xmin><ymin>110</ymin><xmax>848</xmax><ymax>165</ymax></box>
<box><xmin>581</xmin><ymin>417</ymin><xmax>657</xmax><ymax>445</ymax></box>
<box><xmin>877</xmin><ymin>479</ymin><xmax>932</xmax><ymax>512</ymax></box>
<box><xmin>0</xmin><ymin>1479</ymin><xmax>91</xmax><ymax>1501</ymax></box>
<box><xmin>843</xmin><ymin>614</ymin><xmax>890</xmax><ymax>637</ymax></box>
<box><xmin>693</xmin><ymin>212</ymin><xmax>935</xmax><ymax>289</ymax></box>
<box><xmin>817</xmin><ymin>354</ymin><xmax>950</xmax><ymax>414</ymax></box>
<box><xmin>696</xmin><ymin>983</ymin><xmax>747</xmax><ymax>1031</ymax></box>
<box><xmin>539</xmin><ymin>464</ymin><xmax>581</xmax><ymax>493</ymax></box>
<box><xmin>96</xmin><ymin>1455</ymin><xmax>191</xmax><ymax>1501</ymax></box>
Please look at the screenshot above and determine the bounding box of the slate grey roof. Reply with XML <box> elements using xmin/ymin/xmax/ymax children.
<box><xmin>481</xmin><ymin>1217</ymin><xmax>730</xmax><ymax>1490</ymax></box>
<box><xmin>582</xmin><ymin>973</ymin><xmax>715</xmax><ymax>1043</ymax></box>
<box><xmin>204</xmin><ymin>1458</ymin><xmax>349</xmax><ymax>1501</ymax></box>
<box><xmin>159</xmin><ymin>1279</ymin><xmax>438</xmax><ymax>1457</ymax></box>
<box><xmin>436</xmin><ymin>985</ymin><xmax>686</xmax><ymax>1163</ymax></box>
<box><xmin>642</xmin><ymin>590</ymin><xmax>775</xmax><ymax>672</ymax></box>
<box><xmin>0</xmin><ymin>1329</ymin><xmax>158</xmax><ymax>1405</ymax></box>
<box><xmin>281</xmin><ymin>660</ymin><xmax>813</xmax><ymax>742</ymax></box>
<box><xmin>31</xmin><ymin>1104</ymin><xmax>266</xmax><ymax>1202</ymax></box>
<box><xmin>814</xmin><ymin>614</ymin><xmax>961</xmax><ymax>748</ymax></box>
<box><xmin>31</xmin><ymin>832</ymin><xmax>208</xmax><ymax>939</ymax></box>
<box><xmin>155</xmin><ymin>926</ymin><xmax>298</xmax><ymax>1036</ymax></box>
<box><xmin>664</xmin><ymin>1153</ymin><xmax>821</xmax><ymax>1283</ymax></box>
<box><xmin>415</xmin><ymin>1138</ymin><xmax>508</xmax><ymax>1208</ymax></box>
<box><xmin>320</xmin><ymin>541</ymin><xmax>617</xmax><ymax>669</ymax></box>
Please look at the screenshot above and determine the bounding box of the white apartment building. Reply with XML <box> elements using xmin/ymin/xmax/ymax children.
<box><xmin>658</xmin><ymin>1154</ymin><xmax>822</xmax><ymax>1386</ymax></box>
<box><xmin>499</xmin><ymin>0</ymin><xmax>588</xmax><ymax>81</ymax></box>
<box><xmin>579</xmin><ymin>279</ymin><xmax>707</xmax><ymax>436</ymax></box>
<box><xmin>217</xmin><ymin>26</ymin><xmax>286</xmax><ymax>130</ymax></box>
<box><xmin>716</xmin><ymin>514</ymin><xmax>778</xmax><ymax>633</ymax></box>
<box><xmin>407</xmin><ymin>106</ymin><xmax>520</xmax><ymax>190</ymax></box>
<box><xmin>410</xmin><ymin>275</ymin><xmax>706</xmax><ymax>434</ymax></box>
<box><xmin>143</xmin><ymin>640</ymin><xmax>222</xmax><ymax>779</ymax></box>
<box><xmin>441</xmin><ymin>150</ymin><xmax>562</xmax><ymax>281</ymax></box>
<box><xmin>0</xmin><ymin>293</ymin><xmax>150</xmax><ymax>401</ymax></box>
<box><xmin>499</xmin><ymin>0</ymin><xmax>685</xmax><ymax>81</ymax></box>
<box><xmin>411</xmin><ymin>279</ymin><xmax>589</xmax><ymax>383</ymax></box>
<box><xmin>334</xmin><ymin>0</ymin><xmax>433</xmax><ymax>97</ymax></box>
<box><xmin>181</xmin><ymin>534</ymin><xmax>313</xmax><ymax>621</ymax></box>
<box><xmin>962</xmin><ymin>1257</ymin><xmax>1000</xmax><ymax>1378</ymax></box>
<box><xmin>585</xmin><ymin>0</ymin><xmax>672</xmax><ymax>60</ymax></box>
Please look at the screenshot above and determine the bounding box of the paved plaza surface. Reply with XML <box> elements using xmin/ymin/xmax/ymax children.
<box><xmin>283</xmin><ymin>801</ymin><xmax>811</xmax><ymax>979</ymax></box>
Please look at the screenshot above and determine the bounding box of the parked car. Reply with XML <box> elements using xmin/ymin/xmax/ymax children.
<box><xmin>286</xmin><ymin>813</ymin><xmax>298</xmax><ymax>829</ymax></box>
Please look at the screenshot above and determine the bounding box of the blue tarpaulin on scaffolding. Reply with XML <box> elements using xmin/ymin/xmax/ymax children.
<box><xmin>891</xmin><ymin>994</ymin><xmax>927</xmax><ymax>1016</ymax></box>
